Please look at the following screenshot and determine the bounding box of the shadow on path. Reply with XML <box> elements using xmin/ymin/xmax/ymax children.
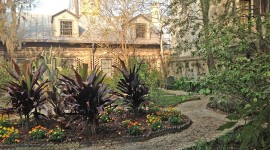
<box><xmin>87</xmin><ymin>91</ymin><xmax>244</xmax><ymax>150</ymax></box>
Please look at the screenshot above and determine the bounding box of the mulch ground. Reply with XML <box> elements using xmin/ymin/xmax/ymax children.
<box><xmin>6</xmin><ymin>112</ymin><xmax>189</xmax><ymax>146</ymax></box>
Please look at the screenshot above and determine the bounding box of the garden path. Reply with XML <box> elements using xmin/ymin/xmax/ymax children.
<box><xmin>86</xmin><ymin>92</ymin><xmax>245</xmax><ymax>150</ymax></box>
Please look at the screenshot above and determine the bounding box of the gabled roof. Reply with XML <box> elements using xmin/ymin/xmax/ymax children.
<box><xmin>19</xmin><ymin>14</ymin><xmax>161</xmax><ymax>45</ymax></box>
<box><xmin>128</xmin><ymin>14</ymin><xmax>152</xmax><ymax>23</ymax></box>
<box><xmin>51</xmin><ymin>9</ymin><xmax>79</xmax><ymax>23</ymax></box>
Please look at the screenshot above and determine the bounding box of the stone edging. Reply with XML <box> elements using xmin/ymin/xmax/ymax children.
<box><xmin>122</xmin><ymin>117</ymin><xmax>192</xmax><ymax>143</ymax></box>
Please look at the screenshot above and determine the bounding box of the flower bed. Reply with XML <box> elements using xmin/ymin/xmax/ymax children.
<box><xmin>122</xmin><ymin>115</ymin><xmax>192</xmax><ymax>143</ymax></box>
<box><xmin>0</xmin><ymin>108</ymin><xmax>192</xmax><ymax>147</ymax></box>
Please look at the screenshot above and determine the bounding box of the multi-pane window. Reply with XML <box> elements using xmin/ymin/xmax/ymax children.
<box><xmin>261</xmin><ymin>0</ymin><xmax>270</xmax><ymax>14</ymax></box>
<box><xmin>136</xmin><ymin>24</ymin><xmax>146</xmax><ymax>38</ymax></box>
<box><xmin>60</xmin><ymin>21</ymin><xmax>72</xmax><ymax>36</ymax></box>
<box><xmin>101</xmin><ymin>59</ymin><xmax>112</xmax><ymax>76</ymax></box>
<box><xmin>240</xmin><ymin>0</ymin><xmax>252</xmax><ymax>24</ymax></box>
<box><xmin>62</xmin><ymin>58</ymin><xmax>75</xmax><ymax>67</ymax></box>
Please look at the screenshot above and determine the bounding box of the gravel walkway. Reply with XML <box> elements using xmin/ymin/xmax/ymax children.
<box><xmin>85</xmin><ymin>93</ymin><xmax>244</xmax><ymax>150</ymax></box>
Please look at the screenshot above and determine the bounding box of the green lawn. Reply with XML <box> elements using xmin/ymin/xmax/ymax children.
<box><xmin>153</xmin><ymin>95</ymin><xmax>190</xmax><ymax>107</ymax></box>
<box><xmin>150</xmin><ymin>89</ymin><xmax>192</xmax><ymax>107</ymax></box>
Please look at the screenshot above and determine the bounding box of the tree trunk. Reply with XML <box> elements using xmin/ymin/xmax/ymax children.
<box><xmin>25</xmin><ymin>115</ymin><xmax>30</xmax><ymax>129</ymax></box>
<box><xmin>200</xmin><ymin>0</ymin><xmax>215</xmax><ymax>72</ymax></box>
<box><xmin>159</xmin><ymin>31</ymin><xmax>168</xmax><ymax>80</ymax></box>
<box><xmin>254</xmin><ymin>0</ymin><xmax>265</xmax><ymax>53</ymax></box>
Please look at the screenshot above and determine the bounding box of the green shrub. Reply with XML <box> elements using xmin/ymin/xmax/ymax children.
<box><xmin>47</xmin><ymin>127</ymin><xmax>65</xmax><ymax>142</ymax></box>
<box><xmin>113</xmin><ymin>59</ymin><xmax>149</xmax><ymax>116</ymax></box>
<box><xmin>128</xmin><ymin>57</ymin><xmax>163</xmax><ymax>89</ymax></box>
<box><xmin>122</xmin><ymin>119</ymin><xmax>131</xmax><ymax>128</ymax></box>
<box><xmin>0</xmin><ymin>60</ymin><xmax>13</xmax><ymax>87</ymax></box>
<box><xmin>127</xmin><ymin>121</ymin><xmax>143</xmax><ymax>136</ymax></box>
<box><xmin>2</xmin><ymin>60</ymin><xmax>48</xmax><ymax>128</ymax></box>
<box><xmin>172</xmin><ymin>77</ymin><xmax>202</xmax><ymax>92</ymax></box>
<box><xmin>103</xmin><ymin>72</ymin><xmax>122</xmax><ymax>91</ymax></box>
<box><xmin>169</xmin><ymin>116</ymin><xmax>182</xmax><ymax>125</ymax></box>
<box><xmin>0</xmin><ymin>116</ymin><xmax>12</xmax><ymax>127</ymax></box>
<box><xmin>157</xmin><ymin>108</ymin><xmax>181</xmax><ymax>121</ymax></box>
<box><xmin>99</xmin><ymin>112</ymin><xmax>111</xmax><ymax>123</ymax></box>
<box><xmin>0</xmin><ymin>126</ymin><xmax>19</xmax><ymax>144</ymax></box>
<box><xmin>29</xmin><ymin>125</ymin><xmax>47</xmax><ymax>140</ymax></box>
<box><xmin>206</xmin><ymin>54</ymin><xmax>270</xmax><ymax>148</ymax></box>
<box><xmin>147</xmin><ymin>102</ymin><xmax>160</xmax><ymax>115</ymax></box>
<box><xmin>60</xmin><ymin>66</ymin><xmax>114</xmax><ymax>134</ymax></box>
<box><xmin>146</xmin><ymin>114</ymin><xmax>163</xmax><ymax>131</ymax></box>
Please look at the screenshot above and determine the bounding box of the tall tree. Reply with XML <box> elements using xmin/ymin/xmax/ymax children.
<box><xmin>82</xmin><ymin>0</ymin><xmax>147</xmax><ymax>64</ymax></box>
<box><xmin>177</xmin><ymin>0</ymin><xmax>270</xmax><ymax>148</ymax></box>
<box><xmin>82</xmin><ymin>0</ymin><xmax>170</xmax><ymax>77</ymax></box>
<box><xmin>169</xmin><ymin>0</ymin><xmax>221</xmax><ymax>72</ymax></box>
<box><xmin>0</xmin><ymin>0</ymin><xmax>36</xmax><ymax>56</ymax></box>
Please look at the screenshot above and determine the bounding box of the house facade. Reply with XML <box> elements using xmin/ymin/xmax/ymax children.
<box><xmin>0</xmin><ymin>0</ymin><xmax>169</xmax><ymax>77</ymax></box>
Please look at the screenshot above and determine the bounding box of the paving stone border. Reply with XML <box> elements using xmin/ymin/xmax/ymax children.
<box><xmin>122</xmin><ymin>116</ymin><xmax>192</xmax><ymax>143</ymax></box>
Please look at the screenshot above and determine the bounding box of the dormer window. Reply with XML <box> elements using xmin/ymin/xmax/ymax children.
<box><xmin>136</xmin><ymin>23</ymin><xmax>146</xmax><ymax>38</ymax></box>
<box><xmin>60</xmin><ymin>21</ymin><xmax>72</xmax><ymax>36</ymax></box>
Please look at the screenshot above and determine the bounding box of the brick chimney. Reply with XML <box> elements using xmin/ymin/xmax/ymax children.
<box><xmin>74</xmin><ymin>0</ymin><xmax>79</xmax><ymax>16</ymax></box>
<box><xmin>152</xmin><ymin>2</ymin><xmax>161</xmax><ymax>27</ymax></box>
<box><xmin>68</xmin><ymin>0</ymin><xmax>80</xmax><ymax>16</ymax></box>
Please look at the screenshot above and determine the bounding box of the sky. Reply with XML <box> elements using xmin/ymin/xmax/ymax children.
<box><xmin>31</xmin><ymin>0</ymin><xmax>69</xmax><ymax>15</ymax></box>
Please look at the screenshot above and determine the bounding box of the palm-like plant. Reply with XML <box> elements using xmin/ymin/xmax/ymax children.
<box><xmin>2</xmin><ymin>60</ymin><xmax>48</xmax><ymax>128</ymax></box>
<box><xmin>59</xmin><ymin>65</ymin><xmax>113</xmax><ymax>135</ymax></box>
<box><xmin>34</xmin><ymin>48</ymin><xmax>70</xmax><ymax>118</ymax></box>
<box><xmin>113</xmin><ymin>59</ymin><xmax>149</xmax><ymax>116</ymax></box>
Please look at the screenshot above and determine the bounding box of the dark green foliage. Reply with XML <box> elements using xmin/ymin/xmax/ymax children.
<box><xmin>218</xmin><ymin>121</ymin><xmax>237</xmax><ymax>131</ymax></box>
<box><xmin>196</xmin><ymin>21</ymin><xmax>270</xmax><ymax>149</ymax></box>
<box><xmin>184</xmin><ymin>127</ymin><xmax>268</xmax><ymax>150</ymax></box>
<box><xmin>172</xmin><ymin>77</ymin><xmax>209</xmax><ymax>93</ymax></box>
<box><xmin>103</xmin><ymin>72</ymin><xmax>122</xmax><ymax>91</ymax></box>
<box><xmin>0</xmin><ymin>60</ymin><xmax>13</xmax><ymax>87</ymax></box>
<box><xmin>2</xmin><ymin>60</ymin><xmax>48</xmax><ymax>127</ymax></box>
<box><xmin>128</xmin><ymin>57</ymin><xmax>163</xmax><ymax>89</ymax></box>
<box><xmin>203</xmin><ymin>54</ymin><xmax>270</xmax><ymax>149</ymax></box>
<box><xmin>35</xmin><ymin>48</ymin><xmax>73</xmax><ymax>117</ymax></box>
<box><xmin>168</xmin><ymin>116</ymin><xmax>182</xmax><ymax>125</ymax></box>
<box><xmin>166</xmin><ymin>76</ymin><xmax>175</xmax><ymax>90</ymax></box>
<box><xmin>59</xmin><ymin>66</ymin><xmax>114</xmax><ymax>133</ymax></box>
<box><xmin>207</xmin><ymin>97</ymin><xmax>239</xmax><ymax>113</ymax></box>
<box><xmin>113</xmin><ymin>59</ymin><xmax>149</xmax><ymax>116</ymax></box>
<box><xmin>171</xmin><ymin>0</ymin><xmax>270</xmax><ymax>148</ymax></box>
<box><xmin>150</xmin><ymin>88</ymin><xmax>190</xmax><ymax>107</ymax></box>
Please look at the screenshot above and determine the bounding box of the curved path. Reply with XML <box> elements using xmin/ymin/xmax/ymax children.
<box><xmin>86</xmin><ymin>94</ymin><xmax>244</xmax><ymax>150</ymax></box>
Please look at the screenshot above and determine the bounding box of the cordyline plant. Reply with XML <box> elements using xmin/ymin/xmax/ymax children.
<box><xmin>1</xmin><ymin>60</ymin><xmax>48</xmax><ymax>128</ymax></box>
<box><xmin>34</xmin><ymin>48</ymin><xmax>69</xmax><ymax>118</ymax></box>
<box><xmin>59</xmin><ymin>65</ymin><xmax>113</xmax><ymax>135</ymax></box>
<box><xmin>113</xmin><ymin>59</ymin><xmax>149</xmax><ymax>116</ymax></box>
